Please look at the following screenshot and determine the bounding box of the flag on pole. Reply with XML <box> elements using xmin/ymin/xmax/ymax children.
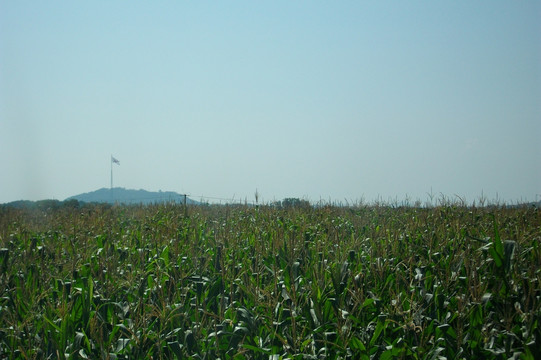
<box><xmin>111</xmin><ymin>156</ymin><xmax>120</xmax><ymax>165</ymax></box>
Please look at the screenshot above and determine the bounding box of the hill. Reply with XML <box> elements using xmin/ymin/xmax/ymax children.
<box><xmin>66</xmin><ymin>187</ymin><xmax>199</xmax><ymax>205</ymax></box>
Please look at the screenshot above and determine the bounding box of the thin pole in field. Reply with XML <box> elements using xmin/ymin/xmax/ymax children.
<box><xmin>111</xmin><ymin>155</ymin><xmax>113</xmax><ymax>202</ymax></box>
<box><xmin>111</xmin><ymin>155</ymin><xmax>120</xmax><ymax>203</ymax></box>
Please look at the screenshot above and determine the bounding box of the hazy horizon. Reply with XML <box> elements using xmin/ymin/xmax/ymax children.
<box><xmin>1</xmin><ymin>2</ymin><xmax>540</xmax><ymax>205</ymax></box>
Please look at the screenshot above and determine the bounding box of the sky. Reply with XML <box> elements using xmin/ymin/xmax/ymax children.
<box><xmin>1</xmin><ymin>1</ymin><xmax>540</xmax><ymax>205</ymax></box>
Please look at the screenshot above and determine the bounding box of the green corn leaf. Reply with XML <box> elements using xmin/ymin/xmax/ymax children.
<box><xmin>167</xmin><ymin>341</ymin><xmax>183</xmax><ymax>359</ymax></box>
<box><xmin>491</xmin><ymin>218</ymin><xmax>504</xmax><ymax>268</ymax></box>
<box><xmin>370</xmin><ymin>319</ymin><xmax>385</xmax><ymax>347</ymax></box>
<box><xmin>349</xmin><ymin>336</ymin><xmax>366</xmax><ymax>351</ymax></box>
<box><xmin>242</xmin><ymin>344</ymin><xmax>272</xmax><ymax>354</ymax></box>
<box><xmin>43</xmin><ymin>315</ymin><xmax>61</xmax><ymax>332</ymax></box>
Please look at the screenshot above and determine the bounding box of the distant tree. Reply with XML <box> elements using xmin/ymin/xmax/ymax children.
<box><xmin>62</xmin><ymin>199</ymin><xmax>80</xmax><ymax>209</ymax></box>
<box><xmin>278</xmin><ymin>198</ymin><xmax>311</xmax><ymax>209</ymax></box>
<box><xmin>36</xmin><ymin>200</ymin><xmax>61</xmax><ymax>211</ymax></box>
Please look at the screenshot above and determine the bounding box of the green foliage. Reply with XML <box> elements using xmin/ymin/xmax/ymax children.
<box><xmin>273</xmin><ymin>198</ymin><xmax>311</xmax><ymax>209</ymax></box>
<box><xmin>0</xmin><ymin>203</ymin><xmax>539</xmax><ymax>359</ymax></box>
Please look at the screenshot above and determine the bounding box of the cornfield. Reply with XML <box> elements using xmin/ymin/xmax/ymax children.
<box><xmin>0</xmin><ymin>202</ymin><xmax>539</xmax><ymax>359</ymax></box>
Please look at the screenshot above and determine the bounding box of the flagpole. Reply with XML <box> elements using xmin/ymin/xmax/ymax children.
<box><xmin>110</xmin><ymin>155</ymin><xmax>120</xmax><ymax>204</ymax></box>
<box><xmin>111</xmin><ymin>155</ymin><xmax>114</xmax><ymax>203</ymax></box>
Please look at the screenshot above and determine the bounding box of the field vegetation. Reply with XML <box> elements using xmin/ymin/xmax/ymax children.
<box><xmin>0</xmin><ymin>200</ymin><xmax>540</xmax><ymax>359</ymax></box>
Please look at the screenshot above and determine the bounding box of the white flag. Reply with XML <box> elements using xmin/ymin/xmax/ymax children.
<box><xmin>111</xmin><ymin>156</ymin><xmax>120</xmax><ymax>165</ymax></box>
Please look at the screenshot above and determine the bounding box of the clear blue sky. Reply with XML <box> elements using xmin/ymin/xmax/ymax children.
<box><xmin>1</xmin><ymin>2</ymin><xmax>540</xmax><ymax>205</ymax></box>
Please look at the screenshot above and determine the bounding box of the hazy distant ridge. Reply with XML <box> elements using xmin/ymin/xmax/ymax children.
<box><xmin>66</xmin><ymin>188</ymin><xmax>198</xmax><ymax>205</ymax></box>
